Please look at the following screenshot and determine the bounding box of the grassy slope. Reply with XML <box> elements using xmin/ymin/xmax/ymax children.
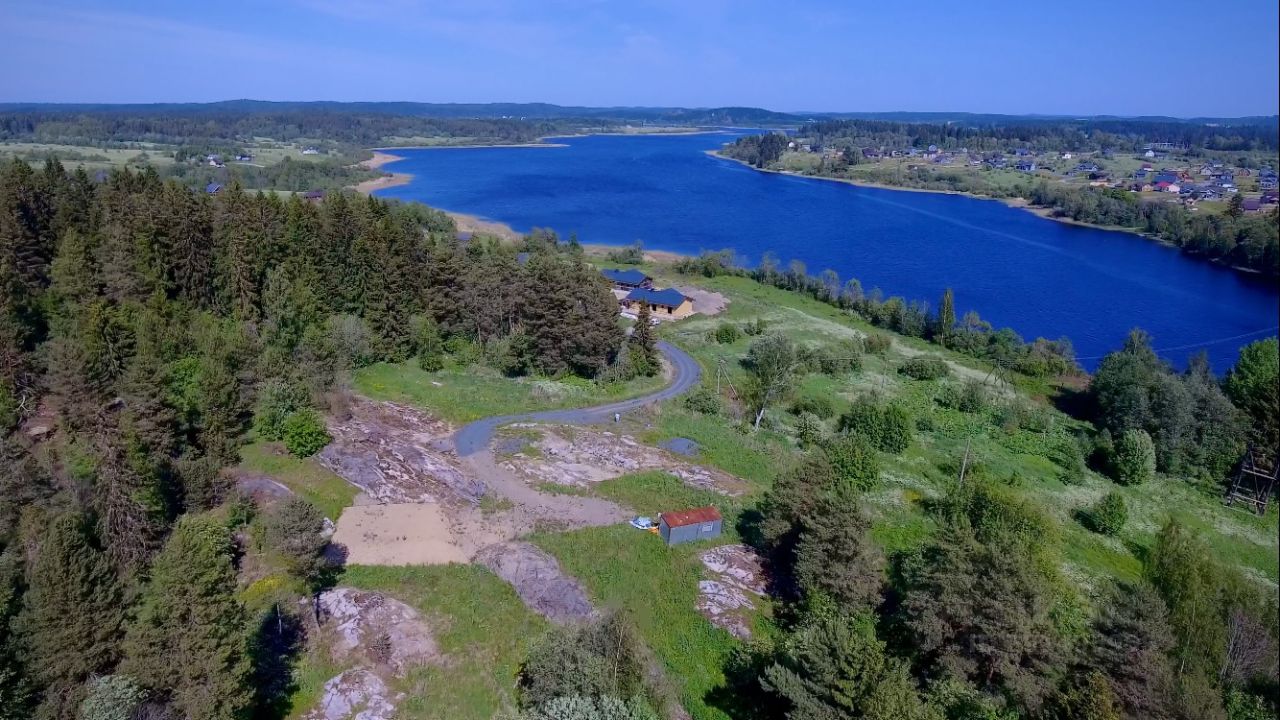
<box><xmin>237</xmin><ymin>440</ymin><xmax>357</xmax><ymax>520</ymax></box>
<box><xmin>270</xmin><ymin>269</ymin><xmax>1274</xmax><ymax>718</ymax></box>
<box><xmin>353</xmin><ymin>360</ymin><xmax>669</xmax><ymax>423</ymax></box>
<box><xmin>287</xmin><ymin>565</ymin><xmax>548</xmax><ymax>720</ymax></box>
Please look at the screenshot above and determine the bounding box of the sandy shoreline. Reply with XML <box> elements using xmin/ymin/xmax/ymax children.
<box><xmin>352</xmin><ymin>151</ymin><xmax>413</xmax><ymax>194</ymax></box>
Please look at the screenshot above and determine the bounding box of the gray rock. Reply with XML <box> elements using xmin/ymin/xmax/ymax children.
<box><xmin>475</xmin><ymin>541</ymin><xmax>596</xmax><ymax>624</ymax></box>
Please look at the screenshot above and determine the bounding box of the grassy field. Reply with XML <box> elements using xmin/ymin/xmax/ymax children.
<box><xmin>533</xmin><ymin>525</ymin><xmax>763</xmax><ymax>720</ymax></box>
<box><xmin>352</xmin><ymin>359</ymin><xmax>669</xmax><ymax>423</ymax></box>
<box><xmin>285</xmin><ymin>564</ymin><xmax>547</xmax><ymax>720</ymax></box>
<box><xmin>237</xmin><ymin>439</ymin><xmax>357</xmax><ymax>520</ymax></box>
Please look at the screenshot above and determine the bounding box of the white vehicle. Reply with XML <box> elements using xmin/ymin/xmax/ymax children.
<box><xmin>629</xmin><ymin>516</ymin><xmax>656</xmax><ymax>530</ymax></box>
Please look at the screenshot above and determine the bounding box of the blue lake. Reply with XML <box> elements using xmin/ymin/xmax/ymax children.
<box><xmin>374</xmin><ymin>132</ymin><xmax>1278</xmax><ymax>371</ymax></box>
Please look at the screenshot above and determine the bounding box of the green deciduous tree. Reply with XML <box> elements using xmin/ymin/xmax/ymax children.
<box><xmin>1224</xmin><ymin>337</ymin><xmax>1279</xmax><ymax>452</ymax></box>
<box><xmin>745</xmin><ymin>333</ymin><xmax>799</xmax><ymax>430</ymax></box>
<box><xmin>281</xmin><ymin>409</ymin><xmax>330</xmax><ymax>458</ymax></box>
<box><xmin>1111</xmin><ymin>429</ymin><xmax>1156</xmax><ymax>485</ymax></box>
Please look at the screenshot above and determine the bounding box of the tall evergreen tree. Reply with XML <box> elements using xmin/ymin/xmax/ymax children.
<box><xmin>628</xmin><ymin>303</ymin><xmax>659</xmax><ymax>376</ymax></box>
<box><xmin>122</xmin><ymin>515</ymin><xmax>252</xmax><ymax>720</ymax></box>
<box><xmin>19</xmin><ymin>513</ymin><xmax>125</xmax><ymax>719</ymax></box>
<box><xmin>934</xmin><ymin>288</ymin><xmax>956</xmax><ymax>343</ymax></box>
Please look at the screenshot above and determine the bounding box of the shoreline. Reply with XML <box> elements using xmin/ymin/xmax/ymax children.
<box><xmin>352</xmin><ymin>151</ymin><xmax>413</xmax><ymax>194</ymax></box>
<box><xmin>707</xmin><ymin>151</ymin><xmax>1267</xmax><ymax>277</ymax></box>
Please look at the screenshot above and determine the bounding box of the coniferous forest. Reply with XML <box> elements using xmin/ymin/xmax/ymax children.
<box><xmin>0</xmin><ymin>157</ymin><xmax>629</xmax><ymax>719</ymax></box>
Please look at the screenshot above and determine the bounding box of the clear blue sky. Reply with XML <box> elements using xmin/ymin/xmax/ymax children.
<box><xmin>2</xmin><ymin>0</ymin><xmax>1277</xmax><ymax>116</ymax></box>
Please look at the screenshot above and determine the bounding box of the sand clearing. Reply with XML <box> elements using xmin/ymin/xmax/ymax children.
<box><xmin>332</xmin><ymin>503</ymin><xmax>468</xmax><ymax>565</ymax></box>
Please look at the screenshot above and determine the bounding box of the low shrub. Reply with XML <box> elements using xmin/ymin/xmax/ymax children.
<box><xmin>823</xmin><ymin>433</ymin><xmax>881</xmax><ymax>491</ymax></box>
<box><xmin>711</xmin><ymin>322</ymin><xmax>742</xmax><ymax>344</ymax></box>
<box><xmin>864</xmin><ymin>333</ymin><xmax>892</xmax><ymax>355</ymax></box>
<box><xmin>281</xmin><ymin>409</ymin><xmax>332</xmax><ymax>458</ymax></box>
<box><xmin>794</xmin><ymin>412</ymin><xmax>824</xmax><ymax>448</ymax></box>
<box><xmin>791</xmin><ymin>394</ymin><xmax>836</xmax><ymax>419</ymax></box>
<box><xmin>1081</xmin><ymin>492</ymin><xmax>1127</xmax><ymax>536</ymax></box>
<box><xmin>253</xmin><ymin>380</ymin><xmax>310</xmax><ymax>441</ymax></box>
<box><xmin>683</xmin><ymin>385</ymin><xmax>723</xmax><ymax>415</ymax></box>
<box><xmin>899</xmin><ymin>356</ymin><xmax>950</xmax><ymax>381</ymax></box>
<box><xmin>837</xmin><ymin>397</ymin><xmax>913</xmax><ymax>454</ymax></box>
<box><xmin>742</xmin><ymin>318</ymin><xmax>768</xmax><ymax>336</ymax></box>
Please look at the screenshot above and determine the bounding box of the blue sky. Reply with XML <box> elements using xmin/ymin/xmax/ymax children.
<box><xmin>1</xmin><ymin>0</ymin><xmax>1277</xmax><ymax>116</ymax></box>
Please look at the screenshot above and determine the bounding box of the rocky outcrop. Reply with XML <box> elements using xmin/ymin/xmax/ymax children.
<box><xmin>303</xmin><ymin>669</ymin><xmax>402</xmax><ymax>720</ymax></box>
<box><xmin>317</xmin><ymin>397</ymin><xmax>483</xmax><ymax>505</ymax></box>
<box><xmin>696</xmin><ymin>545</ymin><xmax>767</xmax><ymax>639</ymax></box>
<box><xmin>315</xmin><ymin>588</ymin><xmax>439</xmax><ymax>676</ymax></box>
<box><xmin>475</xmin><ymin>541</ymin><xmax>596</xmax><ymax>624</ymax></box>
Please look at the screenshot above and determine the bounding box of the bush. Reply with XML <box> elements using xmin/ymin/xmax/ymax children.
<box><xmin>864</xmin><ymin>333</ymin><xmax>891</xmax><ymax>355</ymax></box>
<box><xmin>794</xmin><ymin>412</ymin><xmax>824</xmax><ymax>448</ymax></box>
<box><xmin>1082</xmin><ymin>492</ymin><xmax>1127</xmax><ymax>536</ymax></box>
<box><xmin>1111</xmin><ymin>429</ymin><xmax>1155</xmax><ymax>486</ymax></box>
<box><xmin>281</xmin><ymin>409</ymin><xmax>331</xmax><ymax>458</ymax></box>
<box><xmin>899</xmin><ymin>356</ymin><xmax>950</xmax><ymax>381</ymax></box>
<box><xmin>823</xmin><ymin>433</ymin><xmax>881</xmax><ymax>491</ymax></box>
<box><xmin>817</xmin><ymin>341</ymin><xmax>863</xmax><ymax>375</ymax></box>
<box><xmin>742</xmin><ymin>317</ymin><xmax>768</xmax><ymax>336</ymax></box>
<box><xmin>326</xmin><ymin>314</ymin><xmax>377</xmax><ymax>368</ymax></box>
<box><xmin>791</xmin><ymin>394</ymin><xmax>836</xmax><ymax>419</ymax></box>
<box><xmin>712</xmin><ymin>322</ymin><xmax>741</xmax><ymax>344</ymax></box>
<box><xmin>262</xmin><ymin>497</ymin><xmax>328</xmax><ymax>581</ymax></box>
<box><xmin>957</xmin><ymin>380</ymin><xmax>989</xmax><ymax>414</ymax></box>
<box><xmin>837</xmin><ymin>397</ymin><xmax>912</xmax><ymax>454</ymax></box>
<box><xmin>683</xmin><ymin>385</ymin><xmax>722</xmax><ymax>415</ymax></box>
<box><xmin>253</xmin><ymin>380</ymin><xmax>310</xmax><ymax>441</ymax></box>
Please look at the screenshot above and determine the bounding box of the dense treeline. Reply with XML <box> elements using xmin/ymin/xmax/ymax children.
<box><xmin>795</xmin><ymin>118</ymin><xmax>1280</xmax><ymax>154</ymax></box>
<box><xmin>0</xmin><ymin>109</ymin><xmax>594</xmax><ymax>149</ymax></box>
<box><xmin>0</xmin><ymin>157</ymin><xmax>628</xmax><ymax>718</ymax></box>
<box><xmin>1026</xmin><ymin>183</ymin><xmax>1279</xmax><ymax>273</ymax></box>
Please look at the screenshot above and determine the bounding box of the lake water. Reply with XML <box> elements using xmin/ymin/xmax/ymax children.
<box><xmin>375</xmin><ymin>132</ymin><xmax>1278</xmax><ymax>371</ymax></box>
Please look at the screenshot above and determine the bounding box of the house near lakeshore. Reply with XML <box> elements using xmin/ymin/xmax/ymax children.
<box><xmin>622</xmin><ymin>287</ymin><xmax>694</xmax><ymax>319</ymax></box>
<box><xmin>600</xmin><ymin>267</ymin><xmax>653</xmax><ymax>291</ymax></box>
<box><xmin>658</xmin><ymin>506</ymin><xmax>722</xmax><ymax>546</ymax></box>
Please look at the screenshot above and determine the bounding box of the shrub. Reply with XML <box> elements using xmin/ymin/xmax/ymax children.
<box><xmin>794</xmin><ymin>412</ymin><xmax>824</xmax><ymax>448</ymax></box>
<box><xmin>823</xmin><ymin>433</ymin><xmax>881</xmax><ymax>491</ymax></box>
<box><xmin>837</xmin><ymin>397</ymin><xmax>912</xmax><ymax>454</ymax></box>
<box><xmin>791</xmin><ymin>394</ymin><xmax>836</xmax><ymax>419</ymax></box>
<box><xmin>899</xmin><ymin>356</ymin><xmax>950</xmax><ymax>381</ymax></box>
<box><xmin>1111</xmin><ymin>429</ymin><xmax>1155</xmax><ymax>486</ymax></box>
<box><xmin>864</xmin><ymin>333</ymin><xmax>892</xmax><ymax>355</ymax></box>
<box><xmin>742</xmin><ymin>318</ymin><xmax>768</xmax><ymax>336</ymax></box>
<box><xmin>1082</xmin><ymin>492</ymin><xmax>1127</xmax><ymax>536</ymax></box>
<box><xmin>281</xmin><ymin>409</ymin><xmax>331</xmax><ymax>458</ymax></box>
<box><xmin>683</xmin><ymin>385</ymin><xmax>722</xmax><ymax>415</ymax></box>
<box><xmin>817</xmin><ymin>342</ymin><xmax>863</xmax><ymax>375</ymax></box>
<box><xmin>326</xmin><ymin>314</ymin><xmax>377</xmax><ymax>368</ymax></box>
<box><xmin>262</xmin><ymin>497</ymin><xmax>328</xmax><ymax>581</ymax></box>
<box><xmin>957</xmin><ymin>380</ymin><xmax>989</xmax><ymax>414</ymax></box>
<box><xmin>712</xmin><ymin>322</ymin><xmax>742</xmax><ymax>344</ymax></box>
<box><xmin>253</xmin><ymin>380</ymin><xmax>310</xmax><ymax>441</ymax></box>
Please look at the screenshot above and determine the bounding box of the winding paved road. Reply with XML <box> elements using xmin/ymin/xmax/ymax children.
<box><xmin>453</xmin><ymin>340</ymin><xmax>702</xmax><ymax>456</ymax></box>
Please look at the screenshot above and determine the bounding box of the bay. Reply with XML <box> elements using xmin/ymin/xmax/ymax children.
<box><xmin>374</xmin><ymin>132</ymin><xmax>1278</xmax><ymax>371</ymax></box>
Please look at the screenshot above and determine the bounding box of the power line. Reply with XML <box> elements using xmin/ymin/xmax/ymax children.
<box><xmin>1073</xmin><ymin>326</ymin><xmax>1279</xmax><ymax>362</ymax></box>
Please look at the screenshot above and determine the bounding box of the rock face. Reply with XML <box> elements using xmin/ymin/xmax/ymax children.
<box><xmin>499</xmin><ymin>425</ymin><xmax>747</xmax><ymax>496</ymax></box>
<box><xmin>316</xmin><ymin>587</ymin><xmax>439</xmax><ymax>675</ymax></box>
<box><xmin>317</xmin><ymin>397</ymin><xmax>483</xmax><ymax>505</ymax></box>
<box><xmin>696</xmin><ymin>545</ymin><xmax>767</xmax><ymax>639</ymax></box>
<box><xmin>475</xmin><ymin>541</ymin><xmax>596</xmax><ymax>624</ymax></box>
<box><xmin>303</xmin><ymin>669</ymin><xmax>402</xmax><ymax>720</ymax></box>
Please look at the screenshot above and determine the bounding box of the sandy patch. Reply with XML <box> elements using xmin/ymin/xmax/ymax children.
<box><xmin>331</xmin><ymin>503</ymin><xmax>469</xmax><ymax>565</ymax></box>
<box><xmin>678</xmin><ymin>286</ymin><xmax>728</xmax><ymax>316</ymax></box>
<box><xmin>449</xmin><ymin>211</ymin><xmax>523</xmax><ymax>242</ymax></box>
<box><xmin>498</xmin><ymin>424</ymin><xmax>749</xmax><ymax>496</ymax></box>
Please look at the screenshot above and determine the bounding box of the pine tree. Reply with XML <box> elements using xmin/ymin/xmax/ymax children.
<box><xmin>1089</xmin><ymin>582</ymin><xmax>1177</xmax><ymax>720</ymax></box>
<box><xmin>763</xmin><ymin>613</ymin><xmax>939</xmax><ymax>720</ymax></box>
<box><xmin>793</xmin><ymin>489</ymin><xmax>884</xmax><ymax>609</ymax></box>
<box><xmin>627</xmin><ymin>303</ymin><xmax>659</xmax><ymax>376</ymax></box>
<box><xmin>20</xmin><ymin>513</ymin><xmax>125</xmax><ymax>719</ymax></box>
<box><xmin>122</xmin><ymin>515</ymin><xmax>252</xmax><ymax>720</ymax></box>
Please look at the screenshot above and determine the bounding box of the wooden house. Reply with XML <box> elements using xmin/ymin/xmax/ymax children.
<box><xmin>622</xmin><ymin>287</ymin><xmax>693</xmax><ymax>319</ymax></box>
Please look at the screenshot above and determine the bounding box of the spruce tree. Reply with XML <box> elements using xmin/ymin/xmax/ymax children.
<box><xmin>122</xmin><ymin>515</ymin><xmax>252</xmax><ymax>720</ymax></box>
<box><xmin>628</xmin><ymin>303</ymin><xmax>658</xmax><ymax>376</ymax></box>
<box><xmin>20</xmin><ymin>513</ymin><xmax>125</xmax><ymax>719</ymax></box>
<box><xmin>793</xmin><ymin>489</ymin><xmax>884</xmax><ymax>609</ymax></box>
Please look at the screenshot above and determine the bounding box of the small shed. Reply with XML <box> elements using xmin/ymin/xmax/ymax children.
<box><xmin>658</xmin><ymin>506</ymin><xmax>722</xmax><ymax>546</ymax></box>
